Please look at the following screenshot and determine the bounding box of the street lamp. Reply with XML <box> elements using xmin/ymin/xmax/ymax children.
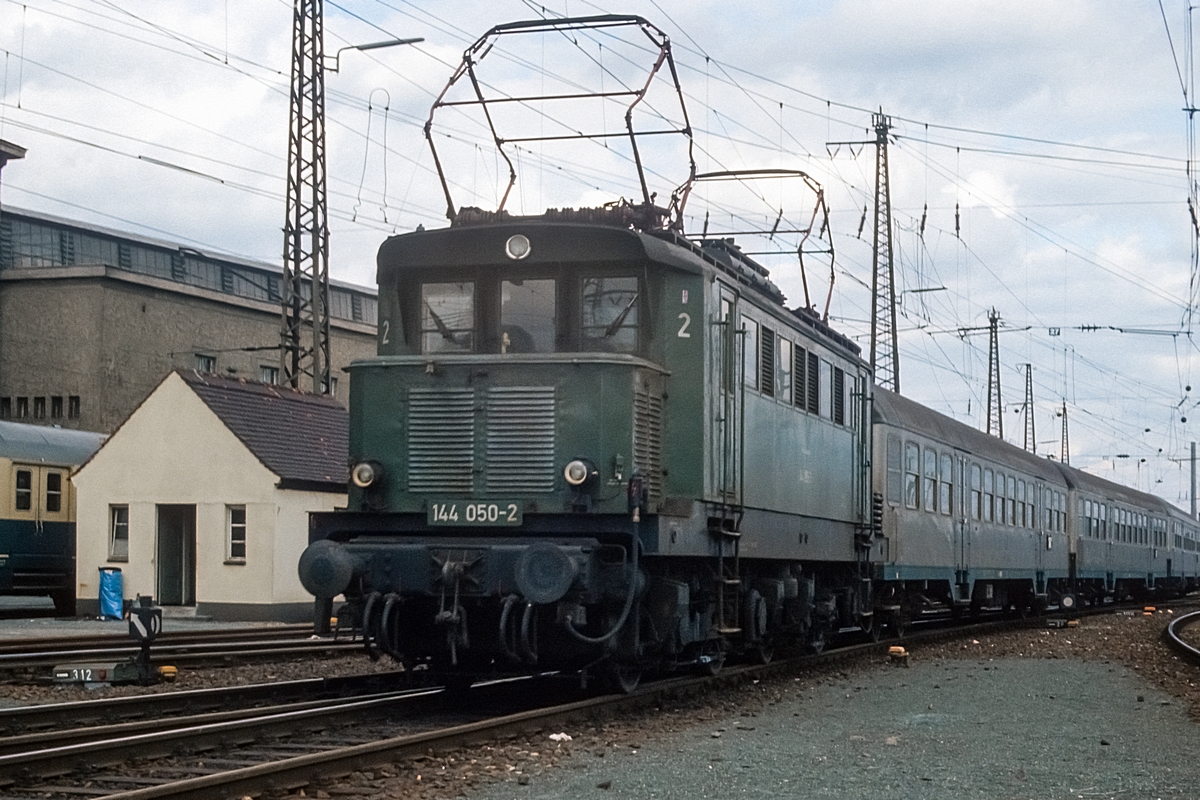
<box><xmin>327</xmin><ymin>37</ymin><xmax>424</xmax><ymax>73</ymax></box>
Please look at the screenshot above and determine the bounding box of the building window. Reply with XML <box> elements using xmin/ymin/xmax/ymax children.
<box><xmin>45</xmin><ymin>472</ymin><xmax>62</xmax><ymax>513</ymax></box>
<box><xmin>15</xmin><ymin>468</ymin><xmax>31</xmax><ymax>511</ymax></box>
<box><xmin>16</xmin><ymin>397</ymin><xmax>28</xmax><ymax>419</ymax></box>
<box><xmin>50</xmin><ymin>396</ymin><xmax>63</xmax><ymax>419</ymax></box>
<box><xmin>0</xmin><ymin>398</ymin><xmax>9</xmax><ymax>419</ymax></box>
<box><xmin>195</xmin><ymin>354</ymin><xmax>216</xmax><ymax>372</ymax></box>
<box><xmin>259</xmin><ymin>365</ymin><xmax>279</xmax><ymax>385</ymax></box>
<box><xmin>227</xmin><ymin>505</ymin><xmax>246</xmax><ymax>562</ymax></box>
<box><xmin>33</xmin><ymin>397</ymin><xmax>46</xmax><ymax>419</ymax></box>
<box><xmin>109</xmin><ymin>505</ymin><xmax>129</xmax><ymax>561</ymax></box>
<box><xmin>68</xmin><ymin>396</ymin><xmax>80</xmax><ymax>419</ymax></box>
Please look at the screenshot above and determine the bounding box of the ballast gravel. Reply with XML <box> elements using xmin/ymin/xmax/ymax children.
<box><xmin>287</xmin><ymin>609</ymin><xmax>1200</xmax><ymax>800</ymax></box>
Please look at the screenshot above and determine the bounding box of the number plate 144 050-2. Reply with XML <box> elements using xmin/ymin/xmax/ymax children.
<box><xmin>427</xmin><ymin>501</ymin><xmax>523</xmax><ymax>526</ymax></box>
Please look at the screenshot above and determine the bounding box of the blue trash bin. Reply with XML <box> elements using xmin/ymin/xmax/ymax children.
<box><xmin>98</xmin><ymin>567</ymin><xmax>123</xmax><ymax>619</ymax></box>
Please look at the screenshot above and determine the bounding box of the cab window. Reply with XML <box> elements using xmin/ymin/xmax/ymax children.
<box><xmin>501</xmin><ymin>279</ymin><xmax>556</xmax><ymax>353</ymax></box>
<box><xmin>421</xmin><ymin>282</ymin><xmax>475</xmax><ymax>353</ymax></box>
<box><xmin>581</xmin><ymin>277</ymin><xmax>638</xmax><ymax>353</ymax></box>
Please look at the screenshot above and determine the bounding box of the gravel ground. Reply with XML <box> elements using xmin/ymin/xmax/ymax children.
<box><xmin>271</xmin><ymin>608</ymin><xmax>1200</xmax><ymax>800</ymax></box>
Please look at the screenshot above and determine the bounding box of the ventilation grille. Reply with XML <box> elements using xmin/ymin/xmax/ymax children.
<box><xmin>634</xmin><ymin>388</ymin><xmax>664</xmax><ymax>501</ymax></box>
<box><xmin>407</xmin><ymin>388</ymin><xmax>475</xmax><ymax>492</ymax></box>
<box><xmin>485</xmin><ymin>387</ymin><xmax>556</xmax><ymax>493</ymax></box>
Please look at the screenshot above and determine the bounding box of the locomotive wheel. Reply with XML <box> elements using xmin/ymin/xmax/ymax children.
<box><xmin>603</xmin><ymin>661</ymin><xmax>642</xmax><ymax>694</ymax></box>
<box><xmin>888</xmin><ymin>609</ymin><xmax>910</xmax><ymax>639</ymax></box>
<box><xmin>860</xmin><ymin>613</ymin><xmax>881</xmax><ymax>643</ymax></box>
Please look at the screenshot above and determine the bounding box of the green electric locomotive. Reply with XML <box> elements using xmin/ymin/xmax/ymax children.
<box><xmin>298</xmin><ymin>205</ymin><xmax>873</xmax><ymax>688</ymax></box>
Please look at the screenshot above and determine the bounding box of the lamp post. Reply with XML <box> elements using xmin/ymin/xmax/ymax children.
<box><xmin>328</xmin><ymin>37</ymin><xmax>424</xmax><ymax>73</ymax></box>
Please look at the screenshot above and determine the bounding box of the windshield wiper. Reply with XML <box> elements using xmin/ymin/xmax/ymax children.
<box><xmin>604</xmin><ymin>293</ymin><xmax>638</xmax><ymax>338</ymax></box>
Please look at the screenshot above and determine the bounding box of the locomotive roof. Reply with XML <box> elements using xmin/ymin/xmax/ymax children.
<box><xmin>872</xmin><ymin>387</ymin><xmax>1065</xmax><ymax>485</ymax></box>
<box><xmin>378</xmin><ymin>217</ymin><xmax>861</xmax><ymax>357</ymax></box>
<box><xmin>1052</xmin><ymin>460</ymin><xmax>1173</xmax><ymax>514</ymax></box>
<box><xmin>0</xmin><ymin>421</ymin><xmax>106</xmax><ymax>467</ymax></box>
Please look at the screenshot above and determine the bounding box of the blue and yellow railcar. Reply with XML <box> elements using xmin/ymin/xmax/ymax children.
<box><xmin>0</xmin><ymin>421</ymin><xmax>105</xmax><ymax>614</ymax></box>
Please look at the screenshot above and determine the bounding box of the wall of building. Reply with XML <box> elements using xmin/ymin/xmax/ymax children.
<box><xmin>73</xmin><ymin>373</ymin><xmax>346</xmax><ymax>621</ymax></box>
<box><xmin>0</xmin><ymin>267</ymin><xmax>376</xmax><ymax>433</ymax></box>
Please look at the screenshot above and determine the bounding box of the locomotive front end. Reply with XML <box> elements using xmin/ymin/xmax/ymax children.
<box><xmin>300</xmin><ymin>220</ymin><xmax>681</xmax><ymax>681</ymax></box>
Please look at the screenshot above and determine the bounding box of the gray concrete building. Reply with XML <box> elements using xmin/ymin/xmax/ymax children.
<box><xmin>0</xmin><ymin>207</ymin><xmax>378</xmax><ymax>433</ymax></box>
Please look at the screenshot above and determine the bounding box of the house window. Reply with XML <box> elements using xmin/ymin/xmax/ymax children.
<box><xmin>259</xmin><ymin>366</ymin><xmax>279</xmax><ymax>385</ymax></box>
<box><xmin>68</xmin><ymin>396</ymin><xmax>80</xmax><ymax>419</ymax></box>
<box><xmin>33</xmin><ymin>397</ymin><xmax>46</xmax><ymax>419</ymax></box>
<box><xmin>45</xmin><ymin>472</ymin><xmax>62</xmax><ymax>513</ymax></box>
<box><xmin>227</xmin><ymin>505</ymin><xmax>246</xmax><ymax>562</ymax></box>
<box><xmin>0</xmin><ymin>398</ymin><xmax>9</xmax><ymax>419</ymax></box>
<box><xmin>14</xmin><ymin>469</ymin><xmax>31</xmax><ymax>511</ymax></box>
<box><xmin>16</xmin><ymin>397</ymin><xmax>28</xmax><ymax>419</ymax></box>
<box><xmin>195</xmin><ymin>354</ymin><xmax>216</xmax><ymax>372</ymax></box>
<box><xmin>50</xmin><ymin>396</ymin><xmax>63</xmax><ymax>419</ymax></box>
<box><xmin>109</xmin><ymin>505</ymin><xmax>129</xmax><ymax>561</ymax></box>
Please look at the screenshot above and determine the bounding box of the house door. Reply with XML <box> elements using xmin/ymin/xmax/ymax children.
<box><xmin>156</xmin><ymin>505</ymin><xmax>196</xmax><ymax>606</ymax></box>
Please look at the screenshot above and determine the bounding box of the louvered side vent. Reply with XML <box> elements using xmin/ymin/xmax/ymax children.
<box><xmin>485</xmin><ymin>387</ymin><xmax>556</xmax><ymax>493</ymax></box>
<box><xmin>408</xmin><ymin>388</ymin><xmax>476</xmax><ymax>492</ymax></box>
<box><xmin>634</xmin><ymin>388</ymin><xmax>664</xmax><ymax>501</ymax></box>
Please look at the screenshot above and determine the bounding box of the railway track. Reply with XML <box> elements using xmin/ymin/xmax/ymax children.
<box><xmin>1163</xmin><ymin>608</ymin><xmax>1200</xmax><ymax>664</ymax></box>
<box><xmin>0</xmin><ymin>625</ymin><xmax>361</xmax><ymax>674</ymax></box>
<box><xmin>0</xmin><ymin>611</ymin><xmax>1047</xmax><ymax>800</ymax></box>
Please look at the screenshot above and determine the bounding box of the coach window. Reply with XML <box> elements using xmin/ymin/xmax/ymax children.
<box><xmin>923</xmin><ymin>447</ymin><xmax>937</xmax><ymax>512</ymax></box>
<box><xmin>109</xmin><ymin>505</ymin><xmax>129</xmax><ymax>562</ymax></box>
<box><xmin>1006</xmin><ymin>476</ymin><xmax>1016</xmax><ymax>525</ymax></box>
<box><xmin>582</xmin><ymin>277</ymin><xmax>639</xmax><ymax>353</ymax></box>
<box><xmin>1017</xmin><ymin>480</ymin><xmax>1026</xmax><ymax>527</ymax></box>
<box><xmin>970</xmin><ymin>464</ymin><xmax>981</xmax><ymax>520</ymax></box>
<box><xmin>996</xmin><ymin>472</ymin><xmax>1006</xmax><ymax>524</ymax></box>
<box><xmin>904</xmin><ymin>442</ymin><xmax>920</xmax><ymax>509</ymax></box>
<box><xmin>887</xmin><ymin>435</ymin><xmax>902</xmax><ymax>504</ymax></box>
<box><xmin>940</xmin><ymin>453</ymin><xmax>953</xmax><ymax>515</ymax></box>
<box><xmin>983</xmin><ymin>468</ymin><xmax>994</xmax><ymax>522</ymax></box>
<box><xmin>740</xmin><ymin>318</ymin><xmax>759</xmax><ymax>390</ymax></box>
<box><xmin>422</xmin><ymin>282</ymin><xmax>475</xmax><ymax>353</ymax></box>
<box><xmin>1100</xmin><ymin>504</ymin><xmax>1107</xmax><ymax>538</ymax></box>
<box><xmin>501</xmin><ymin>279</ymin><xmax>556</xmax><ymax>353</ymax></box>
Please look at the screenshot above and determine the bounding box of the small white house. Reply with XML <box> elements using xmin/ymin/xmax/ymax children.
<box><xmin>74</xmin><ymin>369</ymin><xmax>348</xmax><ymax>621</ymax></box>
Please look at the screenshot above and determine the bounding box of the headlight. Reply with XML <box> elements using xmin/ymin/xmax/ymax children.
<box><xmin>351</xmin><ymin>461</ymin><xmax>380</xmax><ymax>488</ymax></box>
<box><xmin>563</xmin><ymin>458</ymin><xmax>597</xmax><ymax>488</ymax></box>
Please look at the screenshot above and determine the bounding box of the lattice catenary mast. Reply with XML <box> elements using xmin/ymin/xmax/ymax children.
<box><xmin>281</xmin><ymin>0</ymin><xmax>330</xmax><ymax>394</ymax></box>
<box><xmin>1022</xmin><ymin>363</ymin><xmax>1035</xmax><ymax>453</ymax></box>
<box><xmin>869</xmin><ymin>111</ymin><xmax>900</xmax><ymax>393</ymax></box>
<box><xmin>985</xmin><ymin>309</ymin><xmax>1002</xmax><ymax>438</ymax></box>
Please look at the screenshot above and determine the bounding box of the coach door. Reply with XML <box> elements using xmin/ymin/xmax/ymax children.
<box><xmin>955</xmin><ymin>455</ymin><xmax>970</xmax><ymax>597</ymax></box>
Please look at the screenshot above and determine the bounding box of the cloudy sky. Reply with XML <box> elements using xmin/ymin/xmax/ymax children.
<box><xmin>0</xmin><ymin>0</ymin><xmax>1197</xmax><ymax>506</ymax></box>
